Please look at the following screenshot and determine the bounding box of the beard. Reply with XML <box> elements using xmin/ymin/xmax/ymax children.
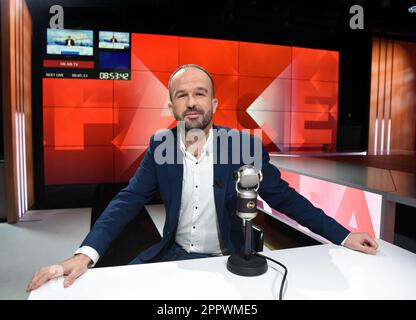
<box><xmin>174</xmin><ymin>107</ymin><xmax>213</xmax><ymax>132</ymax></box>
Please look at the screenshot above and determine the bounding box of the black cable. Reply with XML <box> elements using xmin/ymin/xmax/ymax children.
<box><xmin>253</xmin><ymin>252</ymin><xmax>288</xmax><ymax>300</ymax></box>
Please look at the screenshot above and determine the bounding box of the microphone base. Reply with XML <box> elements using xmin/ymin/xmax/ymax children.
<box><xmin>226</xmin><ymin>253</ymin><xmax>268</xmax><ymax>277</ymax></box>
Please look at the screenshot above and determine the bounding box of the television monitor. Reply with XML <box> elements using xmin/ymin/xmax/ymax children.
<box><xmin>47</xmin><ymin>28</ymin><xmax>93</xmax><ymax>56</ymax></box>
<box><xmin>99</xmin><ymin>31</ymin><xmax>130</xmax><ymax>50</ymax></box>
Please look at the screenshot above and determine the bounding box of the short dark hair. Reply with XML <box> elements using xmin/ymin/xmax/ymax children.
<box><xmin>168</xmin><ymin>64</ymin><xmax>215</xmax><ymax>101</ymax></box>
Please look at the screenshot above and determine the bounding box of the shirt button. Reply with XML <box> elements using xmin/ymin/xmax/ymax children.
<box><xmin>195</xmin><ymin>185</ymin><xmax>198</xmax><ymax>188</ymax></box>
<box><xmin>191</xmin><ymin>244</ymin><xmax>194</xmax><ymax>247</ymax></box>
<box><xmin>193</xmin><ymin>226</ymin><xmax>196</xmax><ymax>229</ymax></box>
<box><xmin>195</xmin><ymin>206</ymin><xmax>198</xmax><ymax>210</ymax></box>
<box><xmin>196</xmin><ymin>162</ymin><xmax>198</xmax><ymax>165</ymax></box>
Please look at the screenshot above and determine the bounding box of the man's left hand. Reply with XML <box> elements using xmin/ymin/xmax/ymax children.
<box><xmin>343</xmin><ymin>232</ymin><xmax>378</xmax><ymax>255</ymax></box>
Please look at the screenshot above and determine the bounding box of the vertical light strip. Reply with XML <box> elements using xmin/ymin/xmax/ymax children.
<box><xmin>20</xmin><ymin>113</ymin><xmax>26</xmax><ymax>214</ymax></box>
<box><xmin>380</xmin><ymin>119</ymin><xmax>385</xmax><ymax>156</ymax></box>
<box><xmin>23</xmin><ymin>115</ymin><xmax>28</xmax><ymax>212</ymax></box>
<box><xmin>374</xmin><ymin>119</ymin><xmax>378</xmax><ymax>155</ymax></box>
<box><xmin>20</xmin><ymin>0</ymin><xmax>27</xmax><ymax>213</ymax></box>
<box><xmin>19</xmin><ymin>114</ymin><xmax>24</xmax><ymax>217</ymax></box>
<box><xmin>20</xmin><ymin>113</ymin><xmax>27</xmax><ymax>214</ymax></box>
<box><xmin>13</xmin><ymin>0</ymin><xmax>22</xmax><ymax>217</ymax></box>
<box><xmin>15</xmin><ymin>115</ymin><xmax>22</xmax><ymax>217</ymax></box>
<box><xmin>17</xmin><ymin>0</ymin><xmax>22</xmax><ymax>217</ymax></box>
<box><xmin>387</xmin><ymin>41</ymin><xmax>394</xmax><ymax>155</ymax></box>
<box><xmin>21</xmin><ymin>7</ymin><xmax>25</xmax><ymax>215</ymax></box>
<box><xmin>380</xmin><ymin>39</ymin><xmax>389</xmax><ymax>155</ymax></box>
<box><xmin>374</xmin><ymin>38</ymin><xmax>381</xmax><ymax>155</ymax></box>
<box><xmin>18</xmin><ymin>0</ymin><xmax>24</xmax><ymax>217</ymax></box>
<box><xmin>386</xmin><ymin>119</ymin><xmax>391</xmax><ymax>155</ymax></box>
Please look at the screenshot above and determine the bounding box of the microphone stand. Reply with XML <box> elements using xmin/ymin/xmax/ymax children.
<box><xmin>244</xmin><ymin>219</ymin><xmax>253</xmax><ymax>259</ymax></box>
<box><xmin>226</xmin><ymin>166</ymin><xmax>268</xmax><ymax>277</ymax></box>
<box><xmin>227</xmin><ymin>218</ymin><xmax>268</xmax><ymax>276</ymax></box>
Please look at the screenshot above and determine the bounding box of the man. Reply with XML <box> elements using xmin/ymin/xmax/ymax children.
<box><xmin>64</xmin><ymin>35</ymin><xmax>75</xmax><ymax>46</ymax></box>
<box><xmin>110</xmin><ymin>35</ymin><xmax>118</xmax><ymax>43</ymax></box>
<box><xmin>27</xmin><ymin>64</ymin><xmax>378</xmax><ymax>292</ymax></box>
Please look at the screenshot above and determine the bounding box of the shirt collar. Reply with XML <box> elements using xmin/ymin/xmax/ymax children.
<box><xmin>179</xmin><ymin>128</ymin><xmax>213</xmax><ymax>160</ymax></box>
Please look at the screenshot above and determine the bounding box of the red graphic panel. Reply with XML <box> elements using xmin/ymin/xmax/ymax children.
<box><xmin>43</xmin><ymin>78</ymin><xmax>113</xmax><ymax>108</ymax></box>
<box><xmin>238</xmin><ymin>76</ymin><xmax>279</xmax><ymax>111</ymax></box>
<box><xmin>292</xmin><ymin>47</ymin><xmax>339</xmax><ymax>82</ymax></box>
<box><xmin>43</xmin><ymin>34</ymin><xmax>339</xmax><ymax>184</ymax></box>
<box><xmin>43</xmin><ymin>107</ymin><xmax>113</xmax><ymax>146</ymax></box>
<box><xmin>238</xmin><ymin>77</ymin><xmax>291</xmax><ymax>112</ymax></box>
<box><xmin>113</xmin><ymin>108</ymin><xmax>175</xmax><ymax>146</ymax></box>
<box><xmin>114</xmin><ymin>71</ymin><xmax>170</xmax><ymax>109</ymax></box>
<box><xmin>212</xmin><ymin>75</ymin><xmax>238</xmax><ymax>110</ymax></box>
<box><xmin>291</xmin><ymin>112</ymin><xmax>337</xmax><ymax>149</ymax></box>
<box><xmin>273</xmin><ymin>170</ymin><xmax>382</xmax><ymax>238</ymax></box>
<box><xmin>114</xmin><ymin>146</ymin><xmax>147</xmax><ymax>183</ymax></box>
<box><xmin>131</xmin><ymin>33</ymin><xmax>179</xmax><ymax>72</ymax></box>
<box><xmin>239</xmin><ymin>42</ymin><xmax>292</xmax><ymax>78</ymax></box>
<box><xmin>44</xmin><ymin>146</ymin><xmax>114</xmax><ymax>184</ymax></box>
<box><xmin>213</xmin><ymin>109</ymin><xmax>239</xmax><ymax>130</ymax></box>
<box><xmin>292</xmin><ymin>80</ymin><xmax>338</xmax><ymax>113</ymax></box>
<box><xmin>179</xmin><ymin>37</ymin><xmax>238</xmax><ymax>75</ymax></box>
<box><xmin>239</xmin><ymin>111</ymin><xmax>291</xmax><ymax>151</ymax></box>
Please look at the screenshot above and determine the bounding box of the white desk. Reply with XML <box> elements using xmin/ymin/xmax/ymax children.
<box><xmin>28</xmin><ymin>239</ymin><xmax>416</xmax><ymax>300</ymax></box>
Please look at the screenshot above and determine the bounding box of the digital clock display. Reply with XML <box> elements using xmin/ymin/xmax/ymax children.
<box><xmin>99</xmin><ymin>72</ymin><xmax>130</xmax><ymax>80</ymax></box>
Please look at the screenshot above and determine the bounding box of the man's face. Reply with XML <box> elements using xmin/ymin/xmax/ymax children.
<box><xmin>168</xmin><ymin>67</ymin><xmax>217</xmax><ymax>132</ymax></box>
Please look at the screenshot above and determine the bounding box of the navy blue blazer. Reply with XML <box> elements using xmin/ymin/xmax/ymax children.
<box><xmin>81</xmin><ymin>126</ymin><xmax>350</xmax><ymax>262</ymax></box>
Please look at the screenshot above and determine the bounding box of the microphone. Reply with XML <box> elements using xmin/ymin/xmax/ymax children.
<box><xmin>234</xmin><ymin>165</ymin><xmax>262</xmax><ymax>221</ymax></box>
<box><xmin>226</xmin><ymin>165</ymin><xmax>268</xmax><ymax>277</ymax></box>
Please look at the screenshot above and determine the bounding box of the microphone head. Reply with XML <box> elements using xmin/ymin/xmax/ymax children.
<box><xmin>235</xmin><ymin>165</ymin><xmax>262</xmax><ymax>221</ymax></box>
<box><xmin>235</xmin><ymin>165</ymin><xmax>262</xmax><ymax>189</ymax></box>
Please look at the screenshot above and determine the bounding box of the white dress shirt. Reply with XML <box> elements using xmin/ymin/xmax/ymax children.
<box><xmin>175</xmin><ymin>129</ymin><xmax>223</xmax><ymax>255</ymax></box>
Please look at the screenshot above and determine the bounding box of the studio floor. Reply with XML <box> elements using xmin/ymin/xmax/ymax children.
<box><xmin>0</xmin><ymin>209</ymin><xmax>91</xmax><ymax>300</ymax></box>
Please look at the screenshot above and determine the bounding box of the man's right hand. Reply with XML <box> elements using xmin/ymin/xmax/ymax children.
<box><xmin>26</xmin><ymin>254</ymin><xmax>92</xmax><ymax>292</ymax></box>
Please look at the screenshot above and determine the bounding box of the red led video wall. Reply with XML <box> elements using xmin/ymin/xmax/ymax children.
<box><xmin>43</xmin><ymin>34</ymin><xmax>339</xmax><ymax>185</ymax></box>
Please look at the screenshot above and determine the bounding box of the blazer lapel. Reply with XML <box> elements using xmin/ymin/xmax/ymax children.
<box><xmin>166</xmin><ymin>127</ymin><xmax>183</xmax><ymax>227</ymax></box>
<box><xmin>213</xmin><ymin>126</ymin><xmax>230</xmax><ymax>222</ymax></box>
